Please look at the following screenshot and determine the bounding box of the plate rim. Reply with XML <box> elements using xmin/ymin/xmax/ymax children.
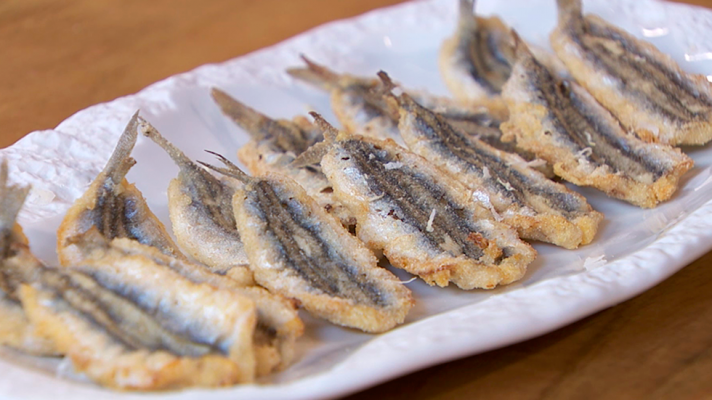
<box><xmin>2</xmin><ymin>0</ymin><xmax>712</xmax><ymax>399</ymax></box>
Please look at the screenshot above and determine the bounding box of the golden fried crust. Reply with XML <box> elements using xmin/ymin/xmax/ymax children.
<box><xmin>20</xmin><ymin>285</ymin><xmax>247</xmax><ymax>390</ymax></box>
<box><xmin>234</xmin><ymin>173</ymin><xmax>414</xmax><ymax>333</ymax></box>
<box><xmin>0</xmin><ymin>224</ymin><xmax>57</xmax><ymax>356</ymax></box>
<box><xmin>322</xmin><ymin>135</ymin><xmax>537</xmax><ymax>290</ymax></box>
<box><xmin>101</xmin><ymin>238</ymin><xmax>303</xmax><ymax>375</ymax></box>
<box><xmin>19</xmin><ymin>240</ymin><xmax>260</xmax><ymax>390</ymax></box>
<box><xmin>551</xmin><ymin>15</ymin><xmax>712</xmax><ymax>145</ymax></box>
<box><xmin>0</xmin><ymin>297</ymin><xmax>56</xmax><ymax>355</ymax></box>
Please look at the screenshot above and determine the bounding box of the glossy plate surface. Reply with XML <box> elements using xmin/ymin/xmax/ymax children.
<box><xmin>2</xmin><ymin>0</ymin><xmax>712</xmax><ymax>399</ymax></box>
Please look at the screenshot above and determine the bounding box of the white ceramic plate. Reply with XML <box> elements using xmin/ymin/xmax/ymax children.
<box><xmin>3</xmin><ymin>0</ymin><xmax>712</xmax><ymax>399</ymax></box>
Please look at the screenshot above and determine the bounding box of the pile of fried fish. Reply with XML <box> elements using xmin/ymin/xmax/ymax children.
<box><xmin>1</xmin><ymin>0</ymin><xmax>706</xmax><ymax>391</ymax></box>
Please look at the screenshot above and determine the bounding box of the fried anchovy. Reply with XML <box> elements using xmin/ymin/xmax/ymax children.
<box><xmin>501</xmin><ymin>35</ymin><xmax>694</xmax><ymax>208</ymax></box>
<box><xmin>57</xmin><ymin>112</ymin><xmax>186</xmax><ymax>266</ymax></box>
<box><xmin>0</xmin><ymin>173</ymin><xmax>259</xmax><ymax>390</ymax></box>
<box><xmin>379</xmin><ymin>72</ymin><xmax>602</xmax><ymax>249</ymax></box>
<box><xmin>0</xmin><ymin>161</ymin><xmax>56</xmax><ymax>355</ymax></box>
<box><xmin>69</xmin><ymin>231</ymin><xmax>303</xmax><ymax>377</ymax></box>
<box><xmin>211</xmin><ymin>88</ymin><xmax>355</xmax><ymax>227</ymax></box>
<box><xmin>297</xmin><ymin>114</ymin><xmax>536</xmax><ymax>290</ymax></box>
<box><xmin>201</xmin><ymin>155</ymin><xmax>414</xmax><ymax>333</ymax></box>
<box><xmin>440</xmin><ymin>0</ymin><xmax>571</xmax><ymax>104</ymax></box>
<box><xmin>287</xmin><ymin>55</ymin><xmax>404</xmax><ymax>144</ymax></box>
<box><xmin>139</xmin><ymin>117</ymin><xmax>249</xmax><ymax>271</ymax></box>
<box><xmin>22</xmin><ymin>237</ymin><xmax>258</xmax><ymax>390</ymax></box>
<box><xmin>439</xmin><ymin>0</ymin><xmax>515</xmax><ymax>100</ymax></box>
<box><xmin>287</xmin><ymin>55</ymin><xmax>550</xmax><ymax>174</ymax></box>
<box><xmin>551</xmin><ymin>0</ymin><xmax>712</xmax><ymax>145</ymax></box>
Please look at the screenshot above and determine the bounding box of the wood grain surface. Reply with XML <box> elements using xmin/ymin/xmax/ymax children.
<box><xmin>2</xmin><ymin>1</ymin><xmax>712</xmax><ymax>399</ymax></box>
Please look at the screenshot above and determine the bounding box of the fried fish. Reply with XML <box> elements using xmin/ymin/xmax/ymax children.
<box><xmin>439</xmin><ymin>0</ymin><xmax>514</xmax><ymax>100</ymax></box>
<box><xmin>137</xmin><ymin>118</ymin><xmax>304</xmax><ymax>372</ymax></box>
<box><xmin>287</xmin><ymin>56</ymin><xmax>549</xmax><ymax>174</ymax></box>
<box><xmin>57</xmin><ymin>112</ymin><xmax>186</xmax><ymax>267</ymax></box>
<box><xmin>296</xmin><ymin>114</ymin><xmax>536</xmax><ymax>290</ymax></box>
<box><xmin>439</xmin><ymin>0</ymin><xmax>568</xmax><ymax>105</ymax></box>
<box><xmin>0</xmin><ymin>168</ymin><xmax>259</xmax><ymax>390</ymax></box>
<box><xmin>378</xmin><ymin>72</ymin><xmax>602</xmax><ymax>249</ymax></box>
<box><xmin>287</xmin><ymin>55</ymin><xmax>404</xmax><ymax>144</ymax></box>
<box><xmin>22</xmin><ymin>233</ymin><xmax>259</xmax><ymax>390</ymax></box>
<box><xmin>211</xmin><ymin>88</ymin><xmax>355</xmax><ymax>227</ymax></box>
<box><xmin>501</xmin><ymin>34</ymin><xmax>694</xmax><ymax>208</ymax></box>
<box><xmin>551</xmin><ymin>0</ymin><xmax>712</xmax><ymax>145</ymax></box>
<box><xmin>139</xmin><ymin>117</ymin><xmax>250</xmax><ymax>272</ymax></box>
<box><xmin>200</xmin><ymin>154</ymin><xmax>413</xmax><ymax>333</ymax></box>
<box><xmin>67</xmin><ymin>231</ymin><xmax>303</xmax><ymax>377</ymax></box>
<box><xmin>0</xmin><ymin>161</ymin><xmax>56</xmax><ymax>355</ymax></box>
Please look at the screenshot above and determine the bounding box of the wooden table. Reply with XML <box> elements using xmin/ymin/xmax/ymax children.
<box><xmin>2</xmin><ymin>1</ymin><xmax>711</xmax><ymax>398</ymax></box>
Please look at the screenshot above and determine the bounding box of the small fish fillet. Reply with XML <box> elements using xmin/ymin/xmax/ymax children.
<box><xmin>139</xmin><ymin>117</ymin><xmax>249</xmax><ymax>272</ymax></box>
<box><xmin>380</xmin><ymin>72</ymin><xmax>603</xmax><ymax>248</ymax></box>
<box><xmin>301</xmin><ymin>114</ymin><xmax>536</xmax><ymax>290</ymax></box>
<box><xmin>0</xmin><ymin>161</ymin><xmax>56</xmax><ymax>355</ymax></box>
<box><xmin>211</xmin><ymin>88</ymin><xmax>355</xmax><ymax>227</ymax></box>
<box><xmin>551</xmin><ymin>0</ymin><xmax>712</xmax><ymax>145</ymax></box>
<box><xmin>57</xmin><ymin>111</ymin><xmax>186</xmax><ymax>266</ymax></box>
<box><xmin>288</xmin><ymin>56</ymin><xmax>550</xmax><ymax>174</ymax></box>
<box><xmin>1</xmin><ymin>168</ymin><xmax>258</xmax><ymax>390</ymax></box>
<box><xmin>201</xmin><ymin>156</ymin><xmax>414</xmax><ymax>333</ymax></box>
<box><xmin>501</xmin><ymin>35</ymin><xmax>693</xmax><ymax>208</ymax></box>
<box><xmin>439</xmin><ymin>0</ymin><xmax>568</xmax><ymax>108</ymax></box>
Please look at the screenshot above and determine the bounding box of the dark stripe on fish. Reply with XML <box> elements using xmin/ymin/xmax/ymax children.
<box><xmin>247</xmin><ymin>180</ymin><xmax>386</xmax><ymax>306</ymax></box>
<box><xmin>529</xmin><ymin>61</ymin><xmax>671</xmax><ymax>179</ymax></box>
<box><xmin>341</xmin><ymin>139</ymin><xmax>493</xmax><ymax>261</ymax></box>
<box><xmin>457</xmin><ymin>29</ymin><xmax>512</xmax><ymax>94</ymax></box>
<box><xmin>45</xmin><ymin>267</ymin><xmax>223</xmax><ymax>357</ymax></box>
<box><xmin>259</xmin><ymin>119</ymin><xmax>322</xmax><ymax>155</ymax></box>
<box><xmin>570</xmin><ymin>20</ymin><xmax>712</xmax><ymax>123</ymax></box>
<box><xmin>158</xmin><ymin>164</ymin><xmax>240</xmax><ymax>235</ymax></box>
<box><xmin>409</xmin><ymin>110</ymin><xmax>588</xmax><ymax>215</ymax></box>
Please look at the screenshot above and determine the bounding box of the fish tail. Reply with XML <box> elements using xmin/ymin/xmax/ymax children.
<box><xmin>198</xmin><ymin>151</ymin><xmax>251</xmax><ymax>183</ymax></box>
<box><xmin>457</xmin><ymin>0</ymin><xmax>477</xmax><ymax>31</ymax></box>
<box><xmin>138</xmin><ymin>116</ymin><xmax>194</xmax><ymax>168</ymax></box>
<box><xmin>101</xmin><ymin>111</ymin><xmax>139</xmax><ymax>185</ymax></box>
<box><xmin>286</xmin><ymin>55</ymin><xmax>340</xmax><ymax>90</ymax></box>
<box><xmin>0</xmin><ymin>160</ymin><xmax>30</xmax><ymax>249</ymax></box>
<box><xmin>291</xmin><ymin>112</ymin><xmax>339</xmax><ymax>168</ymax></box>
<box><xmin>210</xmin><ymin>88</ymin><xmax>273</xmax><ymax>140</ymax></box>
<box><xmin>375</xmin><ymin>71</ymin><xmax>407</xmax><ymax>117</ymax></box>
<box><xmin>556</xmin><ymin>0</ymin><xmax>583</xmax><ymax>27</ymax></box>
<box><xmin>511</xmin><ymin>30</ymin><xmax>535</xmax><ymax>62</ymax></box>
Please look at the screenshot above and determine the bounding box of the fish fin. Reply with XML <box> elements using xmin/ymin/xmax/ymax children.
<box><xmin>198</xmin><ymin>151</ymin><xmax>251</xmax><ymax>184</ymax></box>
<box><xmin>511</xmin><ymin>30</ymin><xmax>535</xmax><ymax>62</ymax></box>
<box><xmin>308</xmin><ymin>112</ymin><xmax>339</xmax><ymax>142</ymax></box>
<box><xmin>291</xmin><ymin>112</ymin><xmax>340</xmax><ymax>168</ymax></box>
<box><xmin>286</xmin><ymin>55</ymin><xmax>340</xmax><ymax>90</ymax></box>
<box><xmin>375</xmin><ymin>70</ymin><xmax>404</xmax><ymax>110</ymax></box>
<box><xmin>376</xmin><ymin>71</ymin><xmax>418</xmax><ymax>117</ymax></box>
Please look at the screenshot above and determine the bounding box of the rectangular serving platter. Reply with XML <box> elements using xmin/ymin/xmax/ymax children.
<box><xmin>2</xmin><ymin>0</ymin><xmax>712</xmax><ymax>399</ymax></box>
